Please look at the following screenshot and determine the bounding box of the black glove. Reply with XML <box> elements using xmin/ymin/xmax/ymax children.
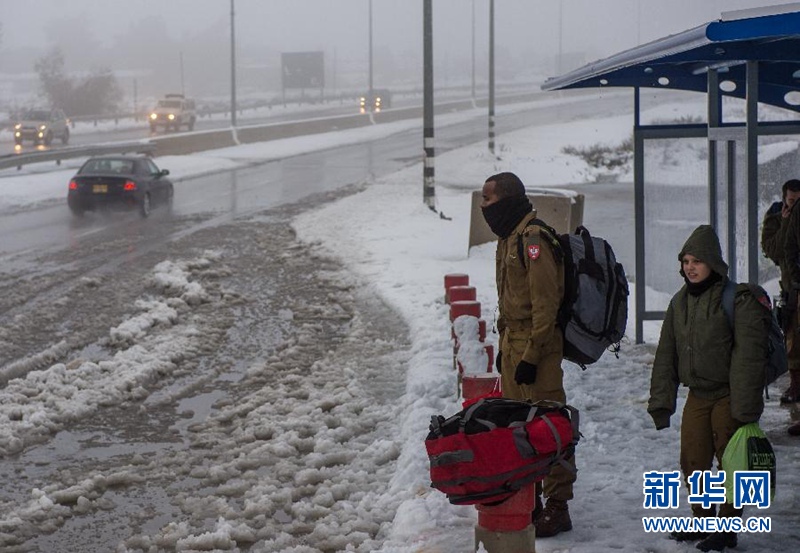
<box><xmin>514</xmin><ymin>360</ymin><xmax>538</xmax><ymax>385</ymax></box>
<box><xmin>496</xmin><ymin>351</ymin><xmax>502</xmax><ymax>374</ymax></box>
<box><xmin>650</xmin><ymin>409</ymin><xmax>671</xmax><ymax>431</ymax></box>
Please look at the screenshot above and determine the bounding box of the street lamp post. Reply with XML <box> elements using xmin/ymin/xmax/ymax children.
<box><xmin>471</xmin><ymin>0</ymin><xmax>476</xmax><ymax>101</ymax></box>
<box><xmin>230</xmin><ymin>0</ymin><xmax>237</xmax><ymax>128</ymax></box>
<box><xmin>423</xmin><ymin>0</ymin><xmax>435</xmax><ymax>211</ymax></box>
<box><xmin>369</xmin><ymin>0</ymin><xmax>374</xmax><ymax>95</ymax></box>
<box><xmin>488</xmin><ymin>0</ymin><xmax>495</xmax><ymax>155</ymax></box>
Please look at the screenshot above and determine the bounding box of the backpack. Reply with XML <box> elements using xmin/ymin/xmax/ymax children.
<box><xmin>721</xmin><ymin>280</ymin><xmax>788</xmax><ymax>396</ymax></box>
<box><xmin>519</xmin><ymin>220</ymin><xmax>629</xmax><ymax>369</ymax></box>
<box><xmin>425</xmin><ymin>398</ymin><xmax>579</xmax><ymax>505</ymax></box>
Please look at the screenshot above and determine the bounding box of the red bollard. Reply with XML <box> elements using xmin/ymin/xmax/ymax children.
<box><xmin>462</xmin><ymin>372</ymin><xmax>536</xmax><ymax>553</ymax></box>
<box><xmin>484</xmin><ymin>344</ymin><xmax>494</xmax><ymax>372</ymax></box>
<box><xmin>452</xmin><ymin>318</ymin><xmax>486</xmax><ymax>341</ymax></box>
<box><xmin>474</xmin><ymin>483</ymin><xmax>537</xmax><ymax>552</ymax></box>
<box><xmin>450</xmin><ymin>300</ymin><xmax>481</xmax><ymax>322</ymax></box>
<box><xmin>448</xmin><ymin>285</ymin><xmax>477</xmax><ymax>303</ymax></box>
<box><xmin>461</xmin><ymin>373</ymin><xmax>500</xmax><ymax>400</ymax></box>
<box><xmin>444</xmin><ymin>273</ymin><xmax>470</xmax><ymax>303</ymax></box>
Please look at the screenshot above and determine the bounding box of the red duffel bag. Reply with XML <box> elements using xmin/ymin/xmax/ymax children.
<box><xmin>425</xmin><ymin>398</ymin><xmax>579</xmax><ymax>505</ymax></box>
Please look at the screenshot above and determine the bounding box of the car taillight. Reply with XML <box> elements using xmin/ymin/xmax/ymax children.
<box><xmin>123</xmin><ymin>181</ymin><xmax>137</xmax><ymax>191</ymax></box>
<box><xmin>69</xmin><ymin>180</ymin><xmax>78</xmax><ymax>190</ymax></box>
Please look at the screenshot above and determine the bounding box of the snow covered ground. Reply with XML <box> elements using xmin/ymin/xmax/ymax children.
<box><xmin>1</xmin><ymin>93</ymin><xmax>799</xmax><ymax>552</ymax></box>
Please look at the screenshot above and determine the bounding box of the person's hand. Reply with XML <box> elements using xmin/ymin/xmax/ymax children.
<box><xmin>782</xmin><ymin>202</ymin><xmax>793</xmax><ymax>219</ymax></box>
<box><xmin>495</xmin><ymin>351</ymin><xmax>502</xmax><ymax>374</ymax></box>
<box><xmin>650</xmin><ymin>409</ymin><xmax>671</xmax><ymax>431</ymax></box>
<box><xmin>514</xmin><ymin>360</ymin><xmax>538</xmax><ymax>385</ymax></box>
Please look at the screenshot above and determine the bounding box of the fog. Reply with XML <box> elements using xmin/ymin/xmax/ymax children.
<box><xmin>1</xmin><ymin>0</ymin><xmax>799</xmax><ymax>106</ymax></box>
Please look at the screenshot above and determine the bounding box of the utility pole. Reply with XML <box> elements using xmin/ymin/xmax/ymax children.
<box><xmin>488</xmin><ymin>0</ymin><xmax>495</xmax><ymax>155</ymax></box>
<box><xmin>423</xmin><ymin>0</ymin><xmax>435</xmax><ymax>211</ymax></box>
<box><xmin>471</xmin><ymin>0</ymin><xmax>476</xmax><ymax>101</ymax></box>
<box><xmin>369</xmin><ymin>0</ymin><xmax>374</xmax><ymax>95</ymax></box>
<box><xmin>180</xmin><ymin>51</ymin><xmax>185</xmax><ymax>96</ymax></box>
<box><xmin>558</xmin><ymin>0</ymin><xmax>563</xmax><ymax>73</ymax></box>
<box><xmin>230</xmin><ymin>0</ymin><xmax>237</xmax><ymax>127</ymax></box>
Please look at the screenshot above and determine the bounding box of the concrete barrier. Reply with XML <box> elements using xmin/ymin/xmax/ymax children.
<box><xmin>468</xmin><ymin>189</ymin><xmax>584</xmax><ymax>251</ymax></box>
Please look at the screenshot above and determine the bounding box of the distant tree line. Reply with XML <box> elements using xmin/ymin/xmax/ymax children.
<box><xmin>34</xmin><ymin>47</ymin><xmax>122</xmax><ymax>117</ymax></box>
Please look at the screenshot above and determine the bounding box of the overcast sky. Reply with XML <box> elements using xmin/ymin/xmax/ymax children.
<box><xmin>2</xmin><ymin>1</ymin><xmax>800</xmax><ymax>98</ymax></box>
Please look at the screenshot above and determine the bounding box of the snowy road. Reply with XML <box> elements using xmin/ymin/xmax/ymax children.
<box><xmin>0</xmin><ymin>187</ymin><xmax>412</xmax><ymax>551</ymax></box>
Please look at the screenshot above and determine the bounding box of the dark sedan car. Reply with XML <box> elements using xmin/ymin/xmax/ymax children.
<box><xmin>67</xmin><ymin>155</ymin><xmax>174</xmax><ymax>218</ymax></box>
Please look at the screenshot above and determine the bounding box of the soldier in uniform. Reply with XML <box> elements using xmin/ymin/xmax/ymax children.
<box><xmin>480</xmin><ymin>171</ymin><xmax>575</xmax><ymax>538</ymax></box>
<box><xmin>649</xmin><ymin>225</ymin><xmax>769</xmax><ymax>552</ymax></box>
<box><xmin>761</xmin><ymin>178</ymin><xmax>800</xmax><ymax>420</ymax></box>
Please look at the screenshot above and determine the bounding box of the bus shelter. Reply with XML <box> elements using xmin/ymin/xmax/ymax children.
<box><xmin>542</xmin><ymin>4</ymin><xmax>800</xmax><ymax>344</ymax></box>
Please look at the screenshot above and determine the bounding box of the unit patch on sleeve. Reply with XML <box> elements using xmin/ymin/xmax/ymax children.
<box><xmin>527</xmin><ymin>244</ymin><xmax>540</xmax><ymax>260</ymax></box>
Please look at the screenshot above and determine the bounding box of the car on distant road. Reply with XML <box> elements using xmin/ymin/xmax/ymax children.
<box><xmin>13</xmin><ymin>108</ymin><xmax>70</xmax><ymax>146</ymax></box>
<box><xmin>359</xmin><ymin>89</ymin><xmax>392</xmax><ymax>113</ymax></box>
<box><xmin>149</xmin><ymin>93</ymin><xmax>197</xmax><ymax>132</ymax></box>
<box><xmin>67</xmin><ymin>155</ymin><xmax>173</xmax><ymax>218</ymax></box>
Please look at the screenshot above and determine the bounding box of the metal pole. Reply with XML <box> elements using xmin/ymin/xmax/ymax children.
<box><xmin>746</xmin><ymin>60</ymin><xmax>759</xmax><ymax>283</ymax></box>
<box><xmin>369</xmin><ymin>0</ymin><xmax>374</xmax><ymax>94</ymax></box>
<box><xmin>423</xmin><ymin>0</ymin><xmax>435</xmax><ymax>211</ymax></box>
<box><xmin>634</xmin><ymin>87</ymin><xmax>645</xmax><ymax>344</ymax></box>
<box><xmin>180</xmin><ymin>51</ymin><xmax>185</xmax><ymax>96</ymax></box>
<box><xmin>133</xmin><ymin>78</ymin><xmax>138</xmax><ymax>122</ymax></box>
<box><xmin>488</xmin><ymin>0</ymin><xmax>495</xmax><ymax>155</ymax></box>
<box><xmin>471</xmin><ymin>0</ymin><xmax>476</xmax><ymax>101</ymax></box>
<box><xmin>558</xmin><ymin>1</ymin><xmax>563</xmax><ymax>73</ymax></box>
<box><xmin>230</xmin><ymin>0</ymin><xmax>237</xmax><ymax>128</ymax></box>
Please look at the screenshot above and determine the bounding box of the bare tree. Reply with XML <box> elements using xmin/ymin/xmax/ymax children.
<box><xmin>34</xmin><ymin>47</ymin><xmax>121</xmax><ymax>116</ymax></box>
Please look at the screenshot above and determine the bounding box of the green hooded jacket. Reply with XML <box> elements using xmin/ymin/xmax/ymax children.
<box><xmin>648</xmin><ymin>225</ymin><xmax>769</xmax><ymax>428</ymax></box>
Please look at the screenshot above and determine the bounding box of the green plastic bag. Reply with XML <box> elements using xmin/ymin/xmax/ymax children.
<box><xmin>722</xmin><ymin>422</ymin><xmax>776</xmax><ymax>503</ymax></box>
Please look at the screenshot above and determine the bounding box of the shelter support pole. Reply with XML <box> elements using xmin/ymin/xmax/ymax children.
<box><xmin>634</xmin><ymin>87</ymin><xmax>645</xmax><ymax>345</ymax></box>
<box><xmin>746</xmin><ymin>61</ymin><xmax>759</xmax><ymax>284</ymax></box>
<box><xmin>707</xmin><ymin>69</ymin><xmax>720</xmax><ymax>230</ymax></box>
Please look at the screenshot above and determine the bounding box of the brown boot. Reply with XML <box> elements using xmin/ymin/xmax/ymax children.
<box><xmin>534</xmin><ymin>498</ymin><xmax>572</xmax><ymax>537</ymax></box>
<box><xmin>780</xmin><ymin>371</ymin><xmax>800</xmax><ymax>404</ymax></box>
<box><xmin>789</xmin><ymin>420</ymin><xmax>800</xmax><ymax>436</ymax></box>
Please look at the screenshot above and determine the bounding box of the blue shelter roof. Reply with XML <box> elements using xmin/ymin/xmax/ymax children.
<box><xmin>542</xmin><ymin>6</ymin><xmax>800</xmax><ymax>113</ymax></box>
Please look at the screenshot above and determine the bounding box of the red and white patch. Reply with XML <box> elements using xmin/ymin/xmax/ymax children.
<box><xmin>527</xmin><ymin>244</ymin><xmax>540</xmax><ymax>260</ymax></box>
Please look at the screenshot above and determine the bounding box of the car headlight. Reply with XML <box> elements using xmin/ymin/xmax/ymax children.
<box><xmin>150</xmin><ymin>113</ymin><xmax>157</xmax><ymax>120</ymax></box>
<box><xmin>168</xmin><ymin>114</ymin><xmax>175</xmax><ymax>120</ymax></box>
<box><xmin>39</xmin><ymin>125</ymin><xmax>47</xmax><ymax>131</ymax></box>
<box><xmin>14</xmin><ymin>123</ymin><xmax>21</xmax><ymax>130</ymax></box>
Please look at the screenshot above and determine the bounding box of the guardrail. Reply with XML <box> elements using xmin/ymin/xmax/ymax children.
<box><xmin>0</xmin><ymin>90</ymin><xmax>546</xmax><ymax>173</ymax></box>
<box><xmin>0</xmin><ymin>141</ymin><xmax>156</xmax><ymax>172</ymax></box>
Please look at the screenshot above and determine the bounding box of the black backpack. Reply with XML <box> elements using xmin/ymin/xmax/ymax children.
<box><xmin>519</xmin><ymin>220</ymin><xmax>629</xmax><ymax>369</ymax></box>
<box><xmin>721</xmin><ymin>280</ymin><xmax>788</xmax><ymax>397</ymax></box>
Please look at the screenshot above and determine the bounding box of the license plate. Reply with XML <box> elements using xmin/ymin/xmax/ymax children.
<box><xmin>93</xmin><ymin>184</ymin><xmax>108</xmax><ymax>193</ymax></box>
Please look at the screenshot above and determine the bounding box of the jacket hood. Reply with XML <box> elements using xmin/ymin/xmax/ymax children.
<box><xmin>678</xmin><ymin>224</ymin><xmax>728</xmax><ymax>277</ymax></box>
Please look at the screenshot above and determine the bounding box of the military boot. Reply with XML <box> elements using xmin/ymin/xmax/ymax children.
<box><xmin>788</xmin><ymin>420</ymin><xmax>800</xmax><ymax>436</ymax></box>
<box><xmin>534</xmin><ymin>498</ymin><xmax>572</xmax><ymax>537</ymax></box>
<box><xmin>696</xmin><ymin>531</ymin><xmax>737</xmax><ymax>551</ymax></box>
<box><xmin>531</xmin><ymin>494</ymin><xmax>544</xmax><ymax>523</ymax></box>
<box><xmin>780</xmin><ymin>371</ymin><xmax>800</xmax><ymax>404</ymax></box>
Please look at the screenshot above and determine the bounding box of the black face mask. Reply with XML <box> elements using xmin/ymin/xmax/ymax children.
<box><xmin>481</xmin><ymin>195</ymin><xmax>532</xmax><ymax>238</ymax></box>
